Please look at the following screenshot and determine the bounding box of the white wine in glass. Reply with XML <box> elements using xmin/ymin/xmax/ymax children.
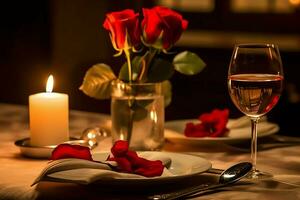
<box><xmin>228</xmin><ymin>44</ymin><xmax>284</xmax><ymax>179</ymax></box>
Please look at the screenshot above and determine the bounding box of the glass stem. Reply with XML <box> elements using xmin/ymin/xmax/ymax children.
<box><xmin>250</xmin><ymin>117</ymin><xmax>259</xmax><ymax>172</ymax></box>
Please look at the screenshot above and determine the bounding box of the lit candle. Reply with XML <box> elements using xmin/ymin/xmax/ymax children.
<box><xmin>29</xmin><ymin>75</ymin><xmax>69</xmax><ymax>146</ymax></box>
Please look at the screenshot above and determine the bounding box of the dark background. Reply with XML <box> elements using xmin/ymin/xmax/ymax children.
<box><xmin>1</xmin><ymin>0</ymin><xmax>300</xmax><ymax>135</ymax></box>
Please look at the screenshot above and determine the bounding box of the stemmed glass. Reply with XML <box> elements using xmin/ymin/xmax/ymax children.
<box><xmin>227</xmin><ymin>43</ymin><xmax>284</xmax><ymax>179</ymax></box>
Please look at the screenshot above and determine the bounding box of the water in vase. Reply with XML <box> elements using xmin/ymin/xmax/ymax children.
<box><xmin>111</xmin><ymin>95</ymin><xmax>164</xmax><ymax>150</ymax></box>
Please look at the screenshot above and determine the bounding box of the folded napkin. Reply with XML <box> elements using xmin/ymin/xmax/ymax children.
<box><xmin>32</xmin><ymin>141</ymin><xmax>172</xmax><ymax>186</ymax></box>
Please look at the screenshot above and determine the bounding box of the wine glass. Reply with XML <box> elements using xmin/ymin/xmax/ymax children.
<box><xmin>227</xmin><ymin>43</ymin><xmax>284</xmax><ymax>179</ymax></box>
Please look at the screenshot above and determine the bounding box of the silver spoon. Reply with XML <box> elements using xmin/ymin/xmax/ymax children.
<box><xmin>150</xmin><ymin>162</ymin><xmax>252</xmax><ymax>200</ymax></box>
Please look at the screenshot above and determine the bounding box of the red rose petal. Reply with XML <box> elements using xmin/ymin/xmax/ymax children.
<box><xmin>184</xmin><ymin>109</ymin><xmax>229</xmax><ymax>138</ymax></box>
<box><xmin>184</xmin><ymin>122</ymin><xmax>208</xmax><ymax>137</ymax></box>
<box><xmin>109</xmin><ymin>140</ymin><xmax>164</xmax><ymax>177</ymax></box>
<box><xmin>134</xmin><ymin>160</ymin><xmax>164</xmax><ymax>177</ymax></box>
<box><xmin>111</xmin><ymin>140</ymin><xmax>129</xmax><ymax>157</ymax></box>
<box><xmin>50</xmin><ymin>144</ymin><xmax>93</xmax><ymax>161</ymax></box>
<box><xmin>113</xmin><ymin>157</ymin><xmax>132</xmax><ymax>173</ymax></box>
<box><xmin>103</xmin><ymin>9</ymin><xmax>140</xmax><ymax>50</ymax></box>
<box><xmin>125</xmin><ymin>150</ymin><xmax>141</xmax><ymax>166</ymax></box>
<box><xmin>141</xmin><ymin>6</ymin><xmax>188</xmax><ymax>50</ymax></box>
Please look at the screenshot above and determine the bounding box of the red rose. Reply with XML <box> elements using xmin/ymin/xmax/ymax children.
<box><xmin>184</xmin><ymin>109</ymin><xmax>229</xmax><ymax>137</ymax></box>
<box><xmin>141</xmin><ymin>6</ymin><xmax>188</xmax><ymax>50</ymax></box>
<box><xmin>103</xmin><ymin>9</ymin><xmax>140</xmax><ymax>51</ymax></box>
<box><xmin>50</xmin><ymin>144</ymin><xmax>93</xmax><ymax>161</ymax></box>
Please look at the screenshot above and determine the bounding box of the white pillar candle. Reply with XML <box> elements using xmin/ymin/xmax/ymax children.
<box><xmin>29</xmin><ymin>75</ymin><xmax>69</xmax><ymax>146</ymax></box>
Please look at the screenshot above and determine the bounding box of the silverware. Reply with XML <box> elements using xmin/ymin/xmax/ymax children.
<box><xmin>149</xmin><ymin>162</ymin><xmax>252</xmax><ymax>200</ymax></box>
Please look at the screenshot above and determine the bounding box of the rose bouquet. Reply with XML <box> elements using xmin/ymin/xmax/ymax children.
<box><xmin>80</xmin><ymin>6</ymin><xmax>206</xmax><ymax>104</ymax></box>
<box><xmin>80</xmin><ymin>6</ymin><xmax>206</xmax><ymax>150</ymax></box>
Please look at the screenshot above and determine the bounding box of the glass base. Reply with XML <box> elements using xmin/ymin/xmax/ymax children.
<box><xmin>246</xmin><ymin>169</ymin><xmax>273</xmax><ymax>179</ymax></box>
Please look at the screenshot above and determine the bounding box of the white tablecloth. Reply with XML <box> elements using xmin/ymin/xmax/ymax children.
<box><xmin>0</xmin><ymin>103</ymin><xmax>299</xmax><ymax>200</ymax></box>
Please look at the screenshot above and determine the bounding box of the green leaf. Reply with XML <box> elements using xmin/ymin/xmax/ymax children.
<box><xmin>79</xmin><ymin>63</ymin><xmax>116</xmax><ymax>99</ymax></box>
<box><xmin>147</xmin><ymin>58</ymin><xmax>174</xmax><ymax>83</ymax></box>
<box><xmin>119</xmin><ymin>56</ymin><xmax>143</xmax><ymax>82</ymax></box>
<box><xmin>162</xmin><ymin>80</ymin><xmax>172</xmax><ymax>107</ymax></box>
<box><xmin>173</xmin><ymin>51</ymin><xmax>206</xmax><ymax>75</ymax></box>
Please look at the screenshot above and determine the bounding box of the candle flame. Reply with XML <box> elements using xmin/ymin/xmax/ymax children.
<box><xmin>46</xmin><ymin>75</ymin><xmax>54</xmax><ymax>93</ymax></box>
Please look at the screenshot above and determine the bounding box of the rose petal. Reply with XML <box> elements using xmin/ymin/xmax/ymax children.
<box><xmin>208</xmin><ymin>109</ymin><xmax>229</xmax><ymax>137</ymax></box>
<box><xmin>103</xmin><ymin>9</ymin><xmax>140</xmax><ymax>50</ymax></box>
<box><xmin>109</xmin><ymin>140</ymin><xmax>164</xmax><ymax>177</ymax></box>
<box><xmin>134</xmin><ymin>160</ymin><xmax>164</xmax><ymax>177</ymax></box>
<box><xmin>184</xmin><ymin>122</ymin><xmax>208</xmax><ymax>137</ymax></box>
<box><xmin>185</xmin><ymin>109</ymin><xmax>229</xmax><ymax>138</ymax></box>
<box><xmin>50</xmin><ymin>144</ymin><xmax>93</xmax><ymax>161</ymax></box>
<box><xmin>142</xmin><ymin>8</ymin><xmax>163</xmax><ymax>44</ymax></box>
<box><xmin>125</xmin><ymin>150</ymin><xmax>141</xmax><ymax>166</ymax></box>
<box><xmin>141</xmin><ymin>6</ymin><xmax>188</xmax><ymax>50</ymax></box>
<box><xmin>112</xmin><ymin>157</ymin><xmax>132</xmax><ymax>173</ymax></box>
<box><xmin>111</xmin><ymin>140</ymin><xmax>129</xmax><ymax>157</ymax></box>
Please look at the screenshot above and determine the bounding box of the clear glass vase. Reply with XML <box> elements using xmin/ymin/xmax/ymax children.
<box><xmin>111</xmin><ymin>80</ymin><xmax>164</xmax><ymax>151</ymax></box>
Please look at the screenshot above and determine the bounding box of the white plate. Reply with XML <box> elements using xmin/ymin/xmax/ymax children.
<box><xmin>165</xmin><ymin>117</ymin><xmax>279</xmax><ymax>145</ymax></box>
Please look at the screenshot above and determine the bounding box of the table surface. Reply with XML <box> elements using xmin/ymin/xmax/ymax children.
<box><xmin>0</xmin><ymin>103</ymin><xmax>299</xmax><ymax>200</ymax></box>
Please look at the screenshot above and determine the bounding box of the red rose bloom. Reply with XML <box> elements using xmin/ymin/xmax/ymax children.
<box><xmin>184</xmin><ymin>109</ymin><xmax>229</xmax><ymax>137</ymax></box>
<box><xmin>141</xmin><ymin>6</ymin><xmax>188</xmax><ymax>50</ymax></box>
<box><xmin>103</xmin><ymin>9</ymin><xmax>140</xmax><ymax>51</ymax></box>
